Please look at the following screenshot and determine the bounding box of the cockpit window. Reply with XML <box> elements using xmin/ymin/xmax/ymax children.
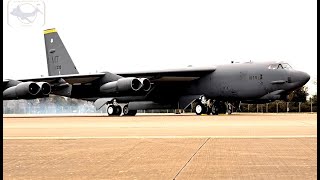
<box><xmin>268</xmin><ymin>64</ymin><xmax>278</xmax><ymax>69</ymax></box>
<box><xmin>281</xmin><ymin>63</ymin><xmax>292</xmax><ymax>69</ymax></box>
<box><xmin>268</xmin><ymin>63</ymin><xmax>292</xmax><ymax>70</ymax></box>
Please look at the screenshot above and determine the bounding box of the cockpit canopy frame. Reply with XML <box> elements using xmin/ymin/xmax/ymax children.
<box><xmin>268</xmin><ymin>63</ymin><xmax>292</xmax><ymax>70</ymax></box>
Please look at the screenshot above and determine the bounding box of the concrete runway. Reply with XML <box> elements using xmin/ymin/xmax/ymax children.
<box><xmin>3</xmin><ymin>113</ymin><xmax>317</xmax><ymax>179</ymax></box>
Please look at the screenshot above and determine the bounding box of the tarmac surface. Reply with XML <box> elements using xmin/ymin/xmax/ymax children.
<box><xmin>3</xmin><ymin>113</ymin><xmax>317</xmax><ymax>179</ymax></box>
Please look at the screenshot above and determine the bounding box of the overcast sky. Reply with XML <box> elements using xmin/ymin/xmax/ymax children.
<box><xmin>3</xmin><ymin>0</ymin><xmax>317</xmax><ymax>95</ymax></box>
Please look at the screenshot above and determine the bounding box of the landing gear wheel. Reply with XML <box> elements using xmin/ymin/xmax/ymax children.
<box><xmin>123</xmin><ymin>105</ymin><xmax>129</xmax><ymax>115</ymax></box>
<box><xmin>123</xmin><ymin>105</ymin><xmax>137</xmax><ymax>116</ymax></box>
<box><xmin>107</xmin><ymin>105</ymin><xmax>121</xmax><ymax>116</ymax></box>
<box><xmin>226</xmin><ymin>103</ymin><xmax>232</xmax><ymax>115</ymax></box>
<box><xmin>206</xmin><ymin>107</ymin><xmax>211</xmax><ymax>115</ymax></box>
<box><xmin>211</xmin><ymin>106</ymin><xmax>219</xmax><ymax>115</ymax></box>
<box><xmin>195</xmin><ymin>103</ymin><xmax>205</xmax><ymax>115</ymax></box>
<box><xmin>107</xmin><ymin>105</ymin><xmax>115</xmax><ymax>116</ymax></box>
<box><xmin>114</xmin><ymin>106</ymin><xmax>122</xmax><ymax>115</ymax></box>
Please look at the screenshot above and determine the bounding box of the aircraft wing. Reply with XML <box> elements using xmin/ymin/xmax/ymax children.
<box><xmin>2</xmin><ymin>79</ymin><xmax>9</xmax><ymax>89</ymax></box>
<box><xmin>3</xmin><ymin>66</ymin><xmax>216</xmax><ymax>99</ymax></box>
<box><xmin>116</xmin><ymin>66</ymin><xmax>216</xmax><ymax>82</ymax></box>
<box><xmin>4</xmin><ymin>66</ymin><xmax>216</xmax><ymax>85</ymax></box>
<box><xmin>11</xmin><ymin>73</ymin><xmax>106</xmax><ymax>84</ymax></box>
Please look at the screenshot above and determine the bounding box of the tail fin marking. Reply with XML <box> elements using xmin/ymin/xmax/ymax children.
<box><xmin>44</xmin><ymin>28</ymin><xmax>79</xmax><ymax>76</ymax></box>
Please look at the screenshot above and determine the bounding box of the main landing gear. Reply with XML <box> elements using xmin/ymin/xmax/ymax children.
<box><xmin>106</xmin><ymin>99</ymin><xmax>137</xmax><ymax>116</ymax></box>
<box><xmin>107</xmin><ymin>105</ymin><xmax>121</xmax><ymax>116</ymax></box>
<box><xmin>194</xmin><ymin>96</ymin><xmax>233</xmax><ymax>116</ymax></box>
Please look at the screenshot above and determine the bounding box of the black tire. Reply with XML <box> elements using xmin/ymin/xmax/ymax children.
<box><xmin>226</xmin><ymin>103</ymin><xmax>232</xmax><ymax>114</ymax></box>
<box><xmin>107</xmin><ymin>105</ymin><xmax>115</xmax><ymax>116</ymax></box>
<box><xmin>219</xmin><ymin>102</ymin><xmax>227</xmax><ymax>114</ymax></box>
<box><xmin>123</xmin><ymin>105</ymin><xmax>137</xmax><ymax>116</ymax></box>
<box><xmin>195</xmin><ymin>103</ymin><xmax>205</xmax><ymax>115</ymax></box>
<box><xmin>114</xmin><ymin>106</ymin><xmax>122</xmax><ymax>115</ymax></box>
<box><xmin>211</xmin><ymin>106</ymin><xmax>218</xmax><ymax>115</ymax></box>
<box><xmin>123</xmin><ymin>105</ymin><xmax>129</xmax><ymax>115</ymax></box>
<box><xmin>206</xmin><ymin>107</ymin><xmax>211</xmax><ymax>115</ymax></box>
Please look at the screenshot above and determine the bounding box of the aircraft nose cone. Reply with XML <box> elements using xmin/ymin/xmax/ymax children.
<box><xmin>303</xmin><ymin>72</ymin><xmax>310</xmax><ymax>83</ymax></box>
<box><xmin>288</xmin><ymin>71</ymin><xmax>310</xmax><ymax>90</ymax></box>
<box><xmin>298</xmin><ymin>71</ymin><xmax>310</xmax><ymax>85</ymax></box>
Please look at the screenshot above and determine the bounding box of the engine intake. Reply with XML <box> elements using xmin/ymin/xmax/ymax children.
<box><xmin>37</xmin><ymin>82</ymin><xmax>51</xmax><ymax>96</ymax></box>
<box><xmin>139</xmin><ymin>78</ymin><xmax>151</xmax><ymax>91</ymax></box>
<box><xmin>3</xmin><ymin>82</ymin><xmax>41</xmax><ymax>99</ymax></box>
<box><xmin>100</xmin><ymin>77</ymin><xmax>143</xmax><ymax>94</ymax></box>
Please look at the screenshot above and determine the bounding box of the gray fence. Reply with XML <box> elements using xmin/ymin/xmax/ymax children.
<box><xmin>240</xmin><ymin>101</ymin><xmax>316</xmax><ymax>113</ymax></box>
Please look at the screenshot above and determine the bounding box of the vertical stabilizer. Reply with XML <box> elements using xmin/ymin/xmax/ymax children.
<box><xmin>44</xmin><ymin>28</ymin><xmax>79</xmax><ymax>76</ymax></box>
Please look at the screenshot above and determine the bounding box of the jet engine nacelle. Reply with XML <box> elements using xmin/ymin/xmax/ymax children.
<box><xmin>139</xmin><ymin>78</ymin><xmax>151</xmax><ymax>91</ymax></box>
<box><xmin>100</xmin><ymin>77</ymin><xmax>144</xmax><ymax>94</ymax></box>
<box><xmin>37</xmin><ymin>82</ymin><xmax>51</xmax><ymax>96</ymax></box>
<box><xmin>3</xmin><ymin>82</ymin><xmax>41</xmax><ymax>99</ymax></box>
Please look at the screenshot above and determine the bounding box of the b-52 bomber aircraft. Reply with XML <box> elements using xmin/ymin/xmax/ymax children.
<box><xmin>3</xmin><ymin>28</ymin><xmax>310</xmax><ymax>116</ymax></box>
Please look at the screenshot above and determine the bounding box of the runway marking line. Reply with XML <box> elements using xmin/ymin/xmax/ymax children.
<box><xmin>173</xmin><ymin>138</ymin><xmax>210</xmax><ymax>180</ymax></box>
<box><xmin>3</xmin><ymin>135</ymin><xmax>316</xmax><ymax>140</ymax></box>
